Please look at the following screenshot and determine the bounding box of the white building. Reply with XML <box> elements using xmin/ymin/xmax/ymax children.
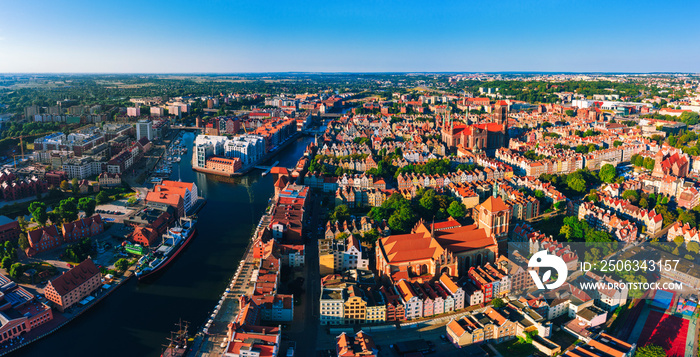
<box><xmin>333</xmin><ymin>236</ymin><xmax>369</xmax><ymax>271</ymax></box>
<box><xmin>194</xmin><ymin>134</ymin><xmax>264</xmax><ymax>168</ymax></box>
<box><xmin>62</xmin><ymin>157</ymin><xmax>96</xmax><ymax>179</ymax></box>
<box><xmin>126</xmin><ymin>107</ymin><xmax>140</xmax><ymax>117</ymax></box>
<box><xmin>150</xmin><ymin>107</ymin><xmax>164</xmax><ymax>117</ymax></box>
<box><xmin>320</xmin><ymin>289</ymin><xmax>344</xmax><ymax>325</ymax></box>
<box><xmin>136</xmin><ymin>120</ymin><xmax>153</xmax><ymax>141</ymax></box>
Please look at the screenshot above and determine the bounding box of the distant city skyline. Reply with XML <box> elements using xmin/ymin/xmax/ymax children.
<box><xmin>1</xmin><ymin>0</ymin><xmax>699</xmax><ymax>73</ymax></box>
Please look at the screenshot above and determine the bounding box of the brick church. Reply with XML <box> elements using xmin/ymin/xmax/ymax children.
<box><xmin>440</xmin><ymin>103</ymin><xmax>508</xmax><ymax>154</ymax></box>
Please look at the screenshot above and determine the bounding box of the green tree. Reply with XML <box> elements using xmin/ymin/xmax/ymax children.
<box><xmin>362</xmin><ymin>229</ymin><xmax>380</xmax><ymax>246</ymax></box>
<box><xmin>639</xmin><ymin>197</ymin><xmax>648</xmax><ymax>209</ymax></box>
<box><xmin>686</xmin><ymin>241</ymin><xmax>700</xmax><ymax>254</ymax></box>
<box><xmin>554</xmin><ymin>201</ymin><xmax>565</xmax><ymax>210</ymax></box>
<box><xmin>447</xmin><ymin>201</ymin><xmax>467</xmax><ymax>219</ymax></box>
<box><xmin>115</xmin><ymin>258</ymin><xmax>130</xmax><ymax>272</ymax></box>
<box><xmin>71</xmin><ymin>178</ymin><xmax>79</xmax><ymax>194</ymax></box>
<box><xmin>643</xmin><ymin>157</ymin><xmax>655</xmax><ymax>170</ymax></box>
<box><xmin>60</xmin><ymin>180</ymin><xmax>70</xmax><ymax>191</ymax></box>
<box><xmin>419</xmin><ymin>189</ymin><xmax>437</xmax><ymax>215</ymax></box>
<box><xmin>635</xmin><ymin>344</ymin><xmax>666</xmax><ymax>357</ymax></box>
<box><xmin>678</xmin><ymin>210</ymin><xmax>697</xmax><ymax>227</ymax></box>
<box><xmin>586</xmin><ymin>230</ymin><xmax>612</xmax><ymax>243</ymax></box>
<box><xmin>8</xmin><ymin>263</ymin><xmax>22</xmax><ymax>279</ymax></box>
<box><xmin>331</xmin><ymin>204</ymin><xmax>350</xmax><ymax>222</ymax></box>
<box><xmin>491</xmin><ymin>298</ymin><xmax>506</xmax><ymax>308</ymax></box>
<box><xmin>18</xmin><ymin>233</ymin><xmax>29</xmax><ymax>251</ymax></box>
<box><xmin>567</xmin><ymin>176</ymin><xmax>586</xmax><ymax>193</ymax></box>
<box><xmin>388</xmin><ymin>207</ymin><xmax>417</xmax><ymax>233</ymax></box>
<box><xmin>78</xmin><ymin>197</ymin><xmax>96</xmax><ymax>217</ymax></box>
<box><xmin>565</xmin><ymin>109</ymin><xmax>575</xmax><ymax>117</ymax></box>
<box><xmin>534</xmin><ymin>190</ymin><xmax>545</xmax><ymax>199</ymax></box>
<box><xmin>96</xmin><ymin>190</ymin><xmax>110</xmax><ymax>204</ymax></box>
<box><xmin>29</xmin><ymin>201</ymin><xmax>48</xmax><ymax>226</ymax></box>
<box><xmin>58</xmin><ymin>197</ymin><xmax>79</xmax><ymax>223</ymax></box>
<box><xmin>673</xmin><ymin>236</ymin><xmax>685</xmax><ymax>247</ymax></box>
<box><xmin>1</xmin><ymin>256</ymin><xmax>12</xmax><ymax>270</ymax></box>
<box><xmin>599</xmin><ymin>164</ymin><xmax>616</xmax><ymax>183</ymax></box>
<box><xmin>621</xmin><ymin>190</ymin><xmax>640</xmax><ymax>203</ymax></box>
<box><xmin>613</xmin><ymin>140</ymin><xmax>622</xmax><ymax>147</ymax></box>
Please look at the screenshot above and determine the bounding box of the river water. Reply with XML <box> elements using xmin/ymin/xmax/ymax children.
<box><xmin>17</xmin><ymin>132</ymin><xmax>315</xmax><ymax>357</ymax></box>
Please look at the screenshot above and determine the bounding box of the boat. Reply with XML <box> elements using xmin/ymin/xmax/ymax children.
<box><xmin>161</xmin><ymin>320</ymin><xmax>190</xmax><ymax>357</ymax></box>
<box><xmin>135</xmin><ymin>217</ymin><xmax>197</xmax><ymax>281</ymax></box>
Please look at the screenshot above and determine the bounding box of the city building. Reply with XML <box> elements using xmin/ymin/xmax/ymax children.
<box><xmin>0</xmin><ymin>274</ymin><xmax>53</xmax><ymax>344</ymax></box>
<box><xmin>26</xmin><ymin>225</ymin><xmax>61</xmax><ymax>257</ymax></box>
<box><xmin>136</xmin><ymin>119</ymin><xmax>153</xmax><ymax>141</ymax></box>
<box><xmin>43</xmin><ymin>259</ymin><xmax>101</xmax><ymax>312</ymax></box>
<box><xmin>336</xmin><ymin>331</ymin><xmax>378</xmax><ymax>357</ymax></box>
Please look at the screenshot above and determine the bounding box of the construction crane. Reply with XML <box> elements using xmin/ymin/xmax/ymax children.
<box><xmin>7</xmin><ymin>132</ymin><xmax>58</xmax><ymax>168</ymax></box>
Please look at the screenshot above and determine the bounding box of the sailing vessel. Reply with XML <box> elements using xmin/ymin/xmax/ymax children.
<box><xmin>135</xmin><ymin>217</ymin><xmax>197</xmax><ymax>281</ymax></box>
<box><xmin>161</xmin><ymin>320</ymin><xmax>190</xmax><ymax>357</ymax></box>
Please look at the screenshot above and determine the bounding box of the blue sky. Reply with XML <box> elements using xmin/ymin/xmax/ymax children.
<box><xmin>0</xmin><ymin>0</ymin><xmax>698</xmax><ymax>73</ymax></box>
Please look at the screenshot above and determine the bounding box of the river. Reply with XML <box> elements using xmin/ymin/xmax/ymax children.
<box><xmin>16</xmin><ymin>132</ymin><xmax>315</xmax><ymax>357</ymax></box>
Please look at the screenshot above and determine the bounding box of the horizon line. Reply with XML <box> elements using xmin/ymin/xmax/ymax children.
<box><xmin>1</xmin><ymin>71</ymin><xmax>699</xmax><ymax>76</ymax></box>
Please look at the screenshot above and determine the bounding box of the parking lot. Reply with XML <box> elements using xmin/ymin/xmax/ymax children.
<box><xmin>96</xmin><ymin>198</ymin><xmax>138</xmax><ymax>223</ymax></box>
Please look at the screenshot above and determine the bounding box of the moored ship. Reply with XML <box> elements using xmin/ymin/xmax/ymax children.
<box><xmin>135</xmin><ymin>217</ymin><xmax>197</xmax><ymax>281</ymax></box>
<box><xmin>161</xmin><ymin>320</ymin><xmax>190</xmax><ymax>357</ymax></box>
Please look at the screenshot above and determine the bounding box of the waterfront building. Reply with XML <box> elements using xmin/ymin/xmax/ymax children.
<box><xmin>0</xmin><ymin>274</ymin><xmax>53</xmax><ymax>344</ymax></box>
<box><xmin>153</xmin><ymin>180</ymin><xmax>199</xmax><ymax>214</ymax></box>
<box><xmin>251</xmin><ymin>294</ymin><xmax>294</xmax><ymax>322</ymax></box>
<box><xmin>44</xmin><ymin>259</ymin><xmax>101</xmax><ymax>312</ymax></box>
<box><xmin>205</xmin><ymin>156</ymin><xmax>241</xmax><ymax>175</ymax></box>
<box><xmin>223</xmin><ymin>324</ymin><xmax>281</xmax><ymax>357</ymax></box>
<box><xmin>194</xmin><ymin>134</ymin><xmax>265</xmax><ymax>171</ymax></box>
<box><xmin>125</xmin><ymin>206</ymin><xmax>176</xmax><ymax>247</ymax></box>
<box><xmin>364</xmin><ymin>288</ymin><xmax>386</xmax><ymax>324</ymax></box>
<box><xmin>146</xmin><ymin>191</ymin><xmax>185</xmax><ymax>218</ymax></box>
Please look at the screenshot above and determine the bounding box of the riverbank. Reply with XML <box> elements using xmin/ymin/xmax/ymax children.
<box><xmin>0</xmin><ymin>269</ymin><xmax>134</xmax><ymax>357</ymax></box>
<box><xmin>192</xmin><ymin>131</ymin><xmax>301</xmax><ymax>177</ymax></box>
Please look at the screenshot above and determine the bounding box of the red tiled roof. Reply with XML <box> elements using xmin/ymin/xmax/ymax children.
<box><xmin>48</xmin><ymin>259</ymin><xmax>100</xmax><ymax>296</ymax></box>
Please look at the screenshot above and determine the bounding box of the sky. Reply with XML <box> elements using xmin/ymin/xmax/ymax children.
<box><xmin>0</xmin><ymin>0</ymin><xmax>698</xmax><ymax>73</ymax></box>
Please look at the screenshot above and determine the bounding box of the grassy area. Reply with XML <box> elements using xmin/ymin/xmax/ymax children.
<box><xmin>493</xmin><ymin>338</ymin><xmax>536</xmax><ymax>357</ymax></box>
<box><xmin>16</xmin><ymin>261</ymin><xmax>58</xmax><ymax>284</ymax></box>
